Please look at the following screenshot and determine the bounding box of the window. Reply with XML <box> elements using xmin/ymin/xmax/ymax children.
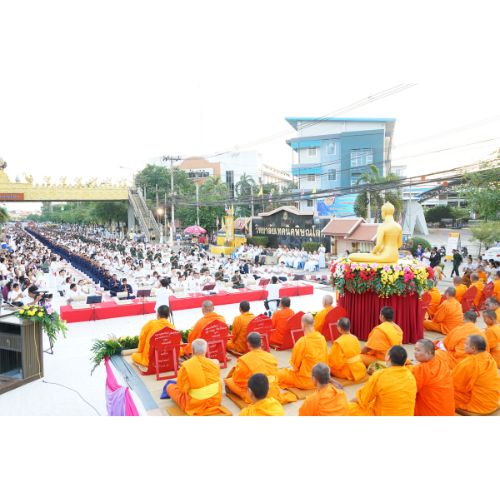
<box><xmin>350</xmin><ymin>148</ymin><xmax>374</xmax><ymax>167</ymax></box>
<box><xmin>307</xmin><ymin>174</ymin><xmax>316</xmax><ymax>182</ymax></box>
<box><xmin>308</xmin><ymin>147</ymin><xmax>318</xmax><ymax>156</ymax></box>
<box><xmin>328</xmin><ymin>169</ymin><xmax>336</xmax><ymax>181</ymax></box>
<box><xmin>326</xmin><ymin>141</ymin><xmax>337</xmax><ymax>155</ymax></box>
<box><xmin>306</xmin><ymin>199</ymin><xmax>314</xmax><ymax>207</ymax></box>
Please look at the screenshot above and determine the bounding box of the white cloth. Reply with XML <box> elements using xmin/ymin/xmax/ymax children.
<box><xmin>155</xmin><ymin>286</ymin><xmax>171</xmax><ymax>311</ymax></box>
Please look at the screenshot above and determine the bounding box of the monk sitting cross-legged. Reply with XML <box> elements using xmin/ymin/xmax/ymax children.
<box><xmin>470</xmin><ymin>273</ymin><xmax>485</xmax><ymax>309</ymax></box>
<box><xmin>453</xmin><ymin>335</ymin><xmax>500</xmax><ymax>415</ymax></box>
<box><xmin>361</xmin><ymin>306</ymin><xmax>403</xmax><ymax>367</ymax></box>
<box><xmin>409</xmin><ymin>339</ymin><xmax>455</xmax><ymax>416</ymax></box>
<box><xmin>166</xmin><ymin>339</ymin><xmax>231</xmax><ymax>416</ymax></box>
<box><xmin>226</xmin><ymin>301</ymin><xmax>255</xmax><ymax>355</ymax></box>
<box><xmin>423</xmin><ymin>287</ymin><xmax>464</xmax><ymax>335</ymax></box>
<box><xmin>313</xmin><ymin>294</ymin><xmax>334</xmax><ymax>333</ymax></box>
<box><xmin>184</xmin><ymin>300</ymin><xmax>226</xmax><ymax>356</ymax></box>
<box><xmin>328</xmin><ymin>317</ymin><xmax>366</xmax><ymax>381</ymax></box>
<box><xmin>349</xmin><ymin>345</ymin><xmax>417</xmax><ymax>416</ymax></box>
<box><xmin>483</xmin><ymin>310</ymin><xmax>500</xmax><ymax>368</ymax></box>
<box><xmin>453</xmin><ymin>276</ymin><xmax>468</xmax><ymax>304</ymax></box>
<box><xmin>427</xmin><ymin>281</ymin><xmax>442</xmax><ymax>318</ymax></box>
<box><xmin>132</xmin><ymin>305</ymin><xmax>175</xmax><ymax>369</ymax></box>
<box><xmin>299</xmin><ymin>363</ymin><xmax>348</xmax><ymax>416</ymax></box>
<box><xmin>270</xmin><ymin>296</ymin><xmax>295</xmax><ymax>346</ymax></box>
<box><xmin>224</xmin><ymin>332</ymin><xmax>297</xmax><ymax>405</ymax></box>
<box><xmin>239</xmin><ymin>373</ymin><xmax>285</xmax><ymax>416</ymax></box>
<box><xmin>435</xmin><ymin>311</ymin><xmax>487</xmax><ymax>370</ymax></box>
<box><xmin>277</xmin><ymin>313</ymin><xmax>329</xmax><ymax>390</ymax></box>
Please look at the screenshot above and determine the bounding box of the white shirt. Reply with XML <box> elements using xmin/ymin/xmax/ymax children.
<box><xmin>266</xmin><ymin>282</ymin><xmax>281</xmax><ymax>301</ymax></box>
<box><xmin>155</xmin><ymin>287</ymin><xmax>171</xmax><ymax>310</ymax></box>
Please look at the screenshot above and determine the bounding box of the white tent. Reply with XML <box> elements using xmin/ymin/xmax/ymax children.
<box><xmin>402</xmin><ymin>200</ymin><xmax>429</xmax><ymax>236</ymax></box>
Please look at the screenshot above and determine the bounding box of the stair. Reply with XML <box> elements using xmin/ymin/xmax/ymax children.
<box><xmin>128</xmin><ymin>188</ymin><xmax>162</xmax><ymax>243</ymax></box>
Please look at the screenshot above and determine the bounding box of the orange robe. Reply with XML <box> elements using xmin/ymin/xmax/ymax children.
<box><xmin>270</xmin><ymin>308</ymin><xmax>295</xmax><ymax>346</ymax></box>
<box><xmin>226</xmin><ymin>311</ymin><xmax>255</xmax><ymax>354</ymax></box>
<box><xmin>329</xmin><ymin>333</ymin><xmax>366</xmax><ymax>381</ymax></box>
<box><xmin>349</xmin><ymin>366</ymin><xmax>417</xmax><ymax>416</ymax></box>
<box><xmin>131</xmin><ymin>317</ymin><xmax>174</xmax><ymax>367</ymax></box>
<box><xmin>478</xmin><ymin>270</ymin><xmax>487</xmax><ymax>282</ymax></box>
<box><xmin>453</xmin><ymin>351</ymin><xmax>500</xmax><ymax>414</ymax></box>
<box><xmin>166</xmin><ymin>355</ymin><xmax>231</xmax><ymax>416</ymax></box>
<box><xmin>410</xmin><ymin>356</ymin><xmax>455</xmax><ymax>416</ymax></box>
<box><xmin>184</xmin><ymin>311</ymin><xmax>226</xmax><ymax>355</ymax></box>
<box><xmin>224</xmin><ymin>349</ymin><xmax>297</xmax><ymax>404</ymax></box>
<box><xmin>313</xmin><ymin>306</ymin><xmax>333</xmax><ymax>333</ymax></box>
<box><xmin>239</xmin><ymin>397</ymin><xmax>284</xmax><ymax>416</ymax></box>
<box><xmin>495</xmin><ymin>308</ymin><xmax>500</xmax><ymax>323</ymax></box>
<box><xmin>361</xmin><ymin>322</ymin><xmax>403</xmax><ymax>366</ymax></box>
<box><xmin>423</xmin><ymin>298</ymin><xmax>463</xmax><ymax>335</ymax></box>
<box><xmin>454</xmin><ymin>284</ymin><xmax>468</xmax><ymax>304</ymax></box>
<box><xmin>298</xmin><ymin>384</ymin><xmax>348</xmax><ymax>416</ymax></box>
<box><xmin>427</xmin><ymin>287</ymin><xmax>442</xmax><ymax>317</ymax></box>
<box><xmin>277</xmin><ymin>331</ymin><xmax>328</xmax><ymax>389</ymax></box>
<box><xmin>435</xmin><ymin>322</ymin><xmax>485</xmax><ymax>369</ymax></box>
<box><xmin>472</xmin><ymin>281</ymin><xmax>485</xmax><ymax>307</ymax></box>
<box><xmin>494</xmin><ymin>279</ymin><xmax>500</xmax><ymax>302</ymax></box>
<box><xmin>484</xmin><ymin>324</ymin><xmax>500</xmax><ymax>368</ymax></box>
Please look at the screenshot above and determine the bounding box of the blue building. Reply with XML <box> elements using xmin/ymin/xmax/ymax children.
<box><xmin>285</xmin><ymin>117</ymin><xmax>396</xmax><ymax>214</ymax></box>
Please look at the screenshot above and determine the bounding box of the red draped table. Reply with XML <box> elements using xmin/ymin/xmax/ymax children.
<box><xmin>338</xmin><ymin>291</ymin><xmax>424</xmax><ymax>344</ymax></box>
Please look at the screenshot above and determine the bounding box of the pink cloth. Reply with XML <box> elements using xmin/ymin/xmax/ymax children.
<box><xmin>105</xmin><ymin>357</ymin><xmax>139</xmax><ymax>416</ymax></box>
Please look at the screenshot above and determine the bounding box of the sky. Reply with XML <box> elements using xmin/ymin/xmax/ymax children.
<box><xmin>1</xmin><ymin>0</ymin><xmax>500</xmax><ymax>206</ymax></box>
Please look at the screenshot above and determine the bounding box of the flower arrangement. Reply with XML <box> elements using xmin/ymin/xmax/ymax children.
<box><xmin>15</xmin><ymin>304</ymin><xmax>68</xmax><ymax>345</ymax></box>
<box><xmin>330</xmin><ymin>257</ymin><xmax>434</xmax><ymax>298</ymax></box>
<box><xmin>90</xmin><ymin>335</ymin><xmax>139</xmax><ymax>373</ymax></box>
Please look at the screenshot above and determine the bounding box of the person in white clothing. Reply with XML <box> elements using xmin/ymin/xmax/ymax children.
<box><xmin>265</xmin><ymin>276</ymin><xmax>281</xmax><ymax>316</ymax></box>
<box><xmin>155</xmin><ymin>278</ymin><xmax>172</xmax><ymax>312</ymax></box>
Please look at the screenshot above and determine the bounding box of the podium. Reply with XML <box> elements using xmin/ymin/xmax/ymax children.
<box><xmin>0</xmin><ymin>314</ymin><xmax>44</xmax><ymax>395</ymax></box>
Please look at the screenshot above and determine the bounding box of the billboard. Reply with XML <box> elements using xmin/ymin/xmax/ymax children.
<box><xmin>316</xmin><ymin>194</ymin><xmax>357</xmax><ymax>217</ymax></box>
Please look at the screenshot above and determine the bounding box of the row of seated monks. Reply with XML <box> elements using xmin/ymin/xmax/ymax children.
<box><xmin>133</xmin><ymin>295</ymin><xmax>500</xmax><ymax>415</ymax></box>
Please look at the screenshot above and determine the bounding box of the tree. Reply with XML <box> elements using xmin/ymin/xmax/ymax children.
<box><xmin>235</xmin><ymin>174</ymin><xmax>257</xmax><ymax>217</ymax></box>
<box><xmin>354</xmin><ymin>165</ymin><xmax>402</xmax><ymax>221</ymax></box>
<box><xmin>459</xmin><ymin>152</ymin><xmax>500</xmax><ymax>221</ymax></box>
<box><xmin>0</xmin><ymin>206</ymin><xmax>9</xmax><ymax>224</ymax></box>
<box><xmin>470</xmin><ymin>221</ymin><xmax>500</xmax><ymax>255</ymax></box>
<box><xmin>424</xmin><ymin>205</ymin><xmax>453</xmax><ymax>223</ymax></box>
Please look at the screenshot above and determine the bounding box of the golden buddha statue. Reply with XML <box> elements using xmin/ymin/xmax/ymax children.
<box><xmin>349</xmin><ymin>201</ymin><xmax>402</xmax><ymax>264</ymax></box>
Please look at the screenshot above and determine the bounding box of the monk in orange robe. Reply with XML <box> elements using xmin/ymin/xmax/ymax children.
<box><xmin>278</xmin><ymin>313</ymin><xmax>328</xmax><ymax>390</ymax></box>
<box><xmin>270</xmin><ymin>296</ymin><xmax>295</xmax><ymax>346</ymax></box>
<box><xmin>409</xmin><ymin>339</ymin><xmax>455</xmax><ymax>416</ymax></box>
<box><xmin>299</xmin><ymin>363</ymin><xmax>348</xmax><ymax>416</ymax></box>
<box><xmin>470</xmin><ymin>273</ymin><xmax>485</xmax><ymax>308</ymax></box>
<box><xmin>226</xmin><ymin>300</ymin><xmax>255</xmax><ymax>354</ymax></box>
<box><xmin>427</xmin><ymin>284</ymin><xmax>442</xmax><ymax>318</ymax></box>
<box><xmin>494</xmin><ymin>270</ymin><xmax>500</xmax><ymax>302</ymax></box>
<box><xmin>483</xmin><ymin>310</ymin><xmax>500</xmax><ymax>368</ymax></box>
<box><xmin>435</xmin><ymin>311</ymin><xmax>486</xmax><ymax>369</ymax></box>
<box><xmin>361</xmin><ymin>306</ymin><xmax>403</xmax><ymax>366</ymax></box>
<box><xmin>477</xmin><ymin>266</ymin><xmax>487</xmax><ymax>283</ymax></box>
<box><xmin>452</xmin><ymin>276</ymin><xmax>468</xmax><ymax>304</ymax></box>
<box><xmin>349</xmin><ymin>345</ymin><xmax>416</xmax><ymax>416</ymax></box>
<box><xmin>224</xmin><ymin>332</ymin><xmax>297</xmax><ymax>404</ymax></box>
<box><xmin>166</xmin><ymin>339</ymin><xmax>231</xmax><ymax>416</ymax></box>
<box><xmin>485</xmin><ymin>297</ymin><xmax>500</xmax><ymax>322</ymax></box>
<box><xmin>453</xmin><ymin>335</ymin><xmax>500</xmax><ymax>415</ymax></box>
<box><xmin>239</xmin><ymin>373</ymin><xmax>285</xmax><ymax>416</ymax></box>
<box><xmin>132</xmin><ymin>305</ymin><xmax>175</xmax><ymax>368</ymax></box>
<box><xmin>184</xmin><ymin>300</ymin><xmax>226</xmax><ymax>356</ymax></box>
<box><xmin>423</xmin><ymin>286</ymin><xmax>464</xmax><ymax>335</ymax></box>
<box><xmin>328</xmin><ymin>317</ymin><xmax>366</xmax><ymax>381</ymax></box>
<box><xmin>313</xmin><ymin>294</ymin><xmax>333</xmax><ymax>333</ymax></box>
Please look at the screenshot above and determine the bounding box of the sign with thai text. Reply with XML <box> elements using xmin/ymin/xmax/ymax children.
<box><xmin>0</xmin><ymin>193</ymin><xmax>24</xmax><ymax>201</ymax></box>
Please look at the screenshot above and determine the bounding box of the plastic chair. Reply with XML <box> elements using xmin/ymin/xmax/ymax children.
<box><xmin>247</xmin><ymin>314</ymin><xmax>273</xmax><ymax>352</ymax></box>
<box><xmin>461</xmin><ymin>286</ymin><xmax>477</xmax><ymax>313</ymax></box>
<box><xmin>141</xmin><ymin>326</ymin><xmax>182</xmax><ymax>381</ymax></box>
<box><xmin>321</xmin><ymin>305</ymin><xmax>348</xmax><ymax>341</ymax></box>
<box><xmin>475</xmin><ymin>282</ymin><xmax>493</xmax><ymax>312</ymax></box>
<box><xmin>200</xmin><ymin>320</ymin><xmax>229</xmax><ymax>368</ymax></box>
<box><xmin>258</xmin><ymin>278</ymin><xmax>270</xmax><ymax>287</ymax></box>
<box><xmin>271</xmin><ymin>311</ymin><xmax>305</xmax><ymax>350</ymax></box>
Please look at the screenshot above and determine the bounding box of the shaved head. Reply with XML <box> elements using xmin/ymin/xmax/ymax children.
<box><xmin>453</xmin><ymin>276</ymin><xmax>462</xmax><ymax>285</ymax></box>
<box><xmin>445</xmin><ymin>287</ymin><xmax>456</xmax><ymax>297</ymax></box>
<box><xmin>301</xmin><ymin>313</ymin><xmax>314</xmax><ymax>329</ymax></box>
<box><xmin>312</xmin><ymin>363</ymin><xmax>331</xmax><ymax>385</ymax></box>
<box><xmin>466</xmin><ymin>335</ymin><xmax>487</xmax><ymax>353</ymax></box>
<box><xmin>416</xmin><ymin>339</ymin><xmax>435</xmax><ymax>355</ymax></box>
<box><xmin>322</xmin><ymin>294</ymin><xmax>333</xmax><ymax>307</ymax></box>
<box><xmin>192</xmin><ymin>338</ymin><xmax>208</xmax><ymax>355</ymax></box>
<box><xmin>463</xmin><ymin>310</ymin><xmax>478</xmax><ymax>323</ymax></box>
<box><xmin>202</xmin><ymin>300</ymin><xmax>214</xmax><ymax>313</ymax></box>
<box><xmin>247</xmin><ymin>332</ymin><xmax>262</xmax><ymax>349</ymax></box>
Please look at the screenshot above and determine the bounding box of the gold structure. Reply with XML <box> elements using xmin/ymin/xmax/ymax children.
<box><xmin>0</xmin><ymin>164</ymin><xmax>128</xmax><ymax>202</ymax></box>
<box><xmin>349</xmin><ymin>201</ymin><xmax>402</xmax><ymax>264</ymax></box>
<box><xmin>209</xmin><ymin>205</ymin><xmax>246</xmax><ymax>255</ymax></box>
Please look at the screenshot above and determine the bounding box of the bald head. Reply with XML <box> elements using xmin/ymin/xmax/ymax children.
<box><xmin>312</xmin><ymin>363</ymin><xmax>331</xmax><ymax>386</ymax></box>
<box><xmin>486</xmin><ymin>297</ymin><xmax>499</xmax><ymax>310</ymax></box>
<box><xmin>453</xmin><ymin>276</ymin><xmax>462</xmax><ymax>286</ymax></box>
<box><xmin>463</xmin><ymin>310</ymin><xmax>478</xmax><ymax>323</ymax></box>
<box><xmin>470</xmin><ymin>273</ymin><xmax>479</xmax><ymax>282</ymax></box>
<box><xmin>247</xmin><ymin>332</ymin><xmax>262</xmax><ymax>349</ymax></box>
<box><xmin>202</xmin><ymin>300</ymin><xmax>214</xmax><ymax>314</ymax></box>
<box><xmin>465</xmin><ymin>335</ymin><xmax>487</xmax><ymax>354</ymax></box>
<box><xmin>444</xmin><ymin>287</ymin><xmax>456</xmax><ymax>298</ymax></box>
<box><xmin>415</xmin><ymin>339</ymin><xmax>435</xmax><ymax>363</ymax></box>
<box><xmin>322</xmin><ymin>294</ymin><xmax>333</xmax><ymax>307</ymax></box>
<box><xmin>301</xmin><ymin>313</ymin><xmax>314</xmax><ymax>331</ymax></box>
<box><xmin>192</xmin><ymin>338</ymin><xmax>208</xmax><ymax>356</ymax></box>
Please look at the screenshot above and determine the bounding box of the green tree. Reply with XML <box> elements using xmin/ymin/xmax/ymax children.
<box><xmin>459</xmin><ymin>152</ymin><xmax>500</xmax><ymax>221</ymax></box>
<box><xmin>470</xmin><ymin>221</ymin><xmax>500</xmax><ymax>254</ymax></box>
<box><xmin>0</xmin><ymin>206</ymin><xmax>9</xmax><ymax>224</ymax></box>
<box><xmin>235</xmin><ymin>174</ymin><xmax>257</xmax><ymax>217</ymax></box>
<box><xmin>424</xmin><ymin>205</ymin><xmax>453</xmax><ymax>223</ymax></box>
<box><xmin>353</xmin><ymin>165</ymin><xmax>402</xmax><ymax>221</ymax></box>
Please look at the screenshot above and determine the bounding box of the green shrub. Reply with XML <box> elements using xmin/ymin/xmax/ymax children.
<box><xmin>407</xmin><ymin>236</ymin><xmax>432</xmax><ymax>255</ymax></box>
<box><xmin>303</xmin><ymin>242</ymin><xmax>321</xmax><ymax>252</ymax></box>
<box><xmin>247</xmin><ymin>236</ymin><xmax>269</xmax><ymax>247</ymax></box>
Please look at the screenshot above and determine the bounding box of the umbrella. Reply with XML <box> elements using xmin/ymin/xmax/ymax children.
<box><xmin>184</xmin><ymin>225</ymin><xmax>207</xmax><ymax>235</ymax></box>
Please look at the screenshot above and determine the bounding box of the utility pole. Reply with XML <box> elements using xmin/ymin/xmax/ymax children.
<box><xmin>195</xmin><ymin>183</ymin><xmax>200</xmax><ymax>226</ymax></box>
<box><xmin>250</xmin><ymin>184</ymin><xmax>254</xmax><ymax>217</ymax></box>
<box><xmin>162</xmin><ymin>155</ymin><xmax>182</xmax><ymax>247</ymax></box>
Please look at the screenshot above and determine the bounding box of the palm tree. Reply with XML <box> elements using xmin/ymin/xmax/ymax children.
<box><xmin>235</xmin><ymin>173</ymin><xmax>257</xmax><ymax>198</ymax></box>
<box><xmin>354</xmin><ymin>165</ymin><xmax>401</xmax><ymax>222</ymax></box>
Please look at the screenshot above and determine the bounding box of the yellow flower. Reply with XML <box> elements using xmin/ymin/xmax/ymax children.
<box><xmin>28</xmin><ymin>310</ymin><xmax>35</xmax><ymax>316</ymax></box>
<box><xmin>38</xmin><ymin>312</ymin><xmax>43</xmax><ymax>317</ymax></box>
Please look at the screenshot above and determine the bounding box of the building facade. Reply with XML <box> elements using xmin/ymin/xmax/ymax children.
<box><xmin>285</xmin><ymin>117</ymin><xmax>396</xmax><ymax>212</ymax></box>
